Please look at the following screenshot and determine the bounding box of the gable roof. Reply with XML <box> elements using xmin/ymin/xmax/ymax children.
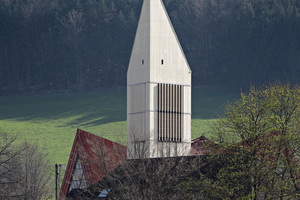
<box><xmin>59</xmin><ymin>129</ymin><xmax>127</xmax><ymax>199</ymax></box>
<box><xmin>191</xmin><ymin>135</ymin><xmax>217</xmax><ymax>155</ymax></box>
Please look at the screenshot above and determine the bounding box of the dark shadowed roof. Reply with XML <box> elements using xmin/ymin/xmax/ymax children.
<box><xmin>61</xmin><ymin>133</ymin><xmax>215</xmax><ymax>199</ymax></box>
<box><xmin>66</xmin><ymin>155</ymin><xmax>208</xmax><ymax>200</ymax></box>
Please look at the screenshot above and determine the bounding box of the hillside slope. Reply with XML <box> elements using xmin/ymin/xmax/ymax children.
<box><xmin>0</xmin><ymin>87</ymin><xmax>239</xmax><ymax>164</ymax></box>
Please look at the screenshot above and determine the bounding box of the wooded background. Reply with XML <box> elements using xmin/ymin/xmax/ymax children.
<box><xmin>1</xmin><ymin>0</ymin><xmax>300</xmax><ymax>94</ymax></box>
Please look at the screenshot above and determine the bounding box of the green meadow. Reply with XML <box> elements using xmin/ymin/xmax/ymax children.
<box><xmin>0</xmin><ymin>86</ymin><xmax>240</xmax><ymax>165</ymax></box>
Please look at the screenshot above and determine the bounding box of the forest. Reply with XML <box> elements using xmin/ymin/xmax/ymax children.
<box><xmin>1</xmin><ymin>0</ymin><xmax>300</xmax><ymax>94</ymax></box>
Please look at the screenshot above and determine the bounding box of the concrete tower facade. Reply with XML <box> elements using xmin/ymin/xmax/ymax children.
<box><xmin>127</xmin><ymin>0</ymin><xmax>191</xmax><ymax>159</ymax></box>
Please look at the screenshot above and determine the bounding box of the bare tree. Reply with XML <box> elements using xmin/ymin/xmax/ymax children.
<box><xmin>66</xmin><ymin>132</ymin><xmax>204</xmax><ymax>199</ymax></box>
<box><xmin>0</xmin><ymin>133</ymin><xmax>23</xmax><ymax>199</ymax></box>
<box><xmin>0</xmin><ymin>133</ymin><xmax>54</xmax><ymax>199</ymax></box>
<box><xmin>61</xmin><ymin>9</ymin><xmax>87</xmax><ymax>88</ymax></box>
<box><xmin>21</xmin><ymin>0</ymin><xmax>48</xmax><ymax>88</ymax></box>
<box><xmin>17</xmin><ymin>141</ymin><xmax>54</xmax><ymax>200</ymax></box>
<box><xmin>97</xmin><ymin>156</ymin><xmax>204</xmax><ymax>199</ymax></box>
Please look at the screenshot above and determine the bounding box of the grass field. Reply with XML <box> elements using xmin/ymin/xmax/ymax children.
<box><xmin>0</xmin><ymin>86</ymin><xmax>240</xmax><ymax>165</ymax></box>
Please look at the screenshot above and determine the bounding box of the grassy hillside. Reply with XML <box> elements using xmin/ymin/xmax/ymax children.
<box><xmin>0</xmin><ymin>86</ymin><xmax>240</xmax><ymax>165</ymax></box>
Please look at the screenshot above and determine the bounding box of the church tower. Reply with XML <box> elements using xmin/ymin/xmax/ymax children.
<box><xmin>127</xmin><ymin>0</ymin><xmax>191</xmax><ymax>159</ymax></box>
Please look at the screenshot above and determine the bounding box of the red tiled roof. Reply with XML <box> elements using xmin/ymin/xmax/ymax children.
<box><xmin>191</xmin><ymin>135</ymin><xmax>217</xmax><ymax>155</ymax></box>
<box><xmin>59</xmin><ymin>129</ymin><xmax>127</xmax><ymax>199</ymax></box>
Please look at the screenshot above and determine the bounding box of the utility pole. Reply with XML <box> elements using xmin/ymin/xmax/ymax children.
<box><xmin>55</xmin><ymin>164</ymin><xmax>62</xmax><ymax>200</ymax></box>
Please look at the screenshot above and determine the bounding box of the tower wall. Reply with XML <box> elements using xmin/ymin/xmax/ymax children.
<box><xmin>127</xmin><ymin>0</ymin><xmax>191</xmax><ymax>159</ymax></box>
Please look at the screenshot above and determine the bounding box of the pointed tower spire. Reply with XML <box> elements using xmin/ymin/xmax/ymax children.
<box><xmin>127</xmin><ymin>0</ymin><xmax>191</xmax><ymax>159</ymax></box>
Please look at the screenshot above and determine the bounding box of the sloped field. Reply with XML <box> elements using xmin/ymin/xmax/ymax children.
<box><xmin>0</xmin><ymin>86</ymin><xmax>239</xmax><ymax>165</ymax></box>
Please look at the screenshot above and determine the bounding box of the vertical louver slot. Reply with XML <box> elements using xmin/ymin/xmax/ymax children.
<box><xmin>167</xmin><ymin>84</ymin><xmax>170</xmax><ymax>141</ymax></box>
<box><xmin>171</xmin><ymin>84</ymin><xmax>174</xmax><ymax>141</ymax></box>
<box><xmin>158</xmin><ymin>84</ymin><xmax>161</xmax><ymax>141</ymax></box>
<box><xmin>158</xmin><ymin>83</ymin><xmax>182</xmax><ymax>142</ymax></box>
<box><xmin>163</xmin><ymin>84</ymin><xmax>169</xmax><ymax>141</ymax></box>
<box><xmin>179</xmin><ymin>85</ymin><xmax>182</xmax><ymax>142</ymax></box>
<box><xmin>174</xmin><ymin>85</ymin><xmax>177</xmax><ymax>141</ymax></box>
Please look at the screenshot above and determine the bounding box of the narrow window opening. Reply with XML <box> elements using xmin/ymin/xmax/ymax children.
<box><xmin>161</xmin><ymin>59</ymin><xmax>163</xmax><ymax>65</ymax></box>
<box><xmin>142</xmin><ymin>60</ymin><xmax>144</xmax><ymax>65</ymax></box>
